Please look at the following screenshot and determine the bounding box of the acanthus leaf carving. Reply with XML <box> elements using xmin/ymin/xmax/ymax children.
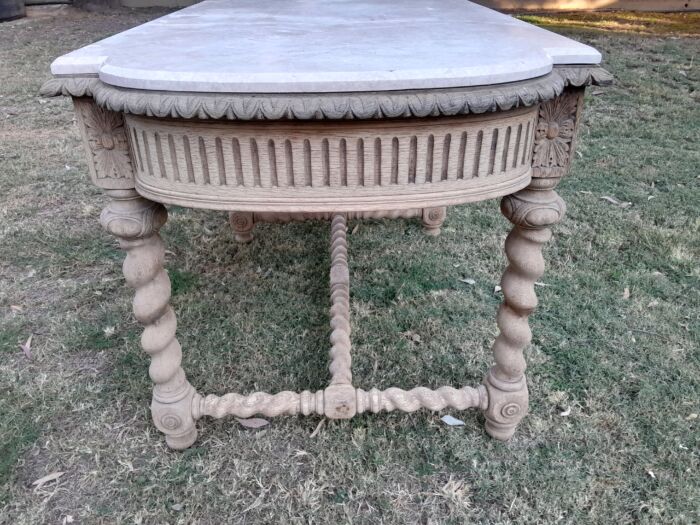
<box><xmin>73</xmin><ymin>98</ymin><xmax>135</xmax><ymax>188</ymax></box>
<box><xmin>532</xmin><ymin>89</ymin><xmax>583</xmax><ymax>180</ymax></box>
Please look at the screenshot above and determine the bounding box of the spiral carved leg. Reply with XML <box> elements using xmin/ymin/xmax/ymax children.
<box><xmin>102</xmin><ymin>189</ymin><xmax>198</xmax><ymax>450</ymax></box>
<box><xmin>422</xmin><ymin>207</ymin><xmax>447</xmax><ymax>236</ymax></box>
<box><xmin>324</xmin><ymin>214</ymin><xmax>356</xmax><ymax>418</ymax></box>
<box><xmin>483</xmin><ymin>188</ymin><xmax>565</xmax><ymax>440</ymax></box>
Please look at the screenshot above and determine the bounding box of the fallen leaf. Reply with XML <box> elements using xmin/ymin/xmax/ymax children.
<box><xmin>647</xmin><ymin>470</ymin><xmax>656</xmax><ymax>480</ymax></box>
<box><xmin>171</xmin><ymin>503</ymin><xmax>184</xmax><ymax>512</ymax></box>
<box><xmin>622</xmin><ymin>288</ymin><xmax>630</xmax><ymax>300</ymax></box>
<box><xmin>601</xmin><ymin>195</ymin><xmax>621</xmax><ymax>205</ymax></box>
<box><xmin>686</xmin><ymin>413</ymin><xmax>698</xmax><ymax>420</ymax></box>
<box><xmin>351</xmin><ymin>224</ymin><xmax>360</xmax><ymax>235</ymax></box>
<box><xmin>62</xmin><ymin>516</ymin><xmax>74</xmax><ymax>525</ymax></box>
<box><xmin>441</xmin><ymin>415</ymin><xmax>465</xmax><ymax>426</ymax></box>
<box><xmin>601</xmin><ymin>195</ymin><xmax>632</xmax><ymax>208</ymax></box>
<box><xmin>310</xmin><ymin>418</ymin><xmax>325</xmax><ymax>438</ymax></box>
<box><xmin>559</xmin><ymin>407</ymin><xmax>571</xmax><ymax>417</ymax></box>
<box><xmin>494</xmin><ymin>285</ymin><xmax>502</xmax><ymax>294</ymax></box>
<box><xmin>235</xmin><ymin>417</ymin><xmax>269</xmax><ymax>429</ymax></box>
<box><xmin>403</xmin><ymin>331</ymin><xmax>422</xmax><ymax>343</ymax></box>
<box><xmin>647</xmin><ymin>300</ymin><xmax>659</xmax><ymax>308</ymax></box>
<box><xmin>32</xmin><ymin>471</ymin><xmax>64</xmax><ymax>489</ymax></box>
<box><xmin>103</xmin><ymin>326</ymin><xmax>115</xmax><ymax>338</ymax></box>
<box><xmin>20</xmin><ymin>334</ymin><xmax>32</xmax><ymax>359</ymax></box>
<box><xmin>647</xmin><ymin>195</ymin><xmax>656</xmax><ymax>200</ymax></box>
<box><xmin>534</xmin><ymin>282</ymin><xmax>548</xmax><ymax>287</ymax></box>
<box><xmin>10</xmin><ymin>305</ymin><xmax>22</xmax><ymax>312</ymax></box>
<box><xmin>459</xmin><ymin>277</ymin><xmax>476</xmax><ymax>285</ymax></box>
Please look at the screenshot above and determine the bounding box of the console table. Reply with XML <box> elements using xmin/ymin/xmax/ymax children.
<box><xmin>42</xmin><ymin>0</ymin><xmax>611</xmax><ymax>450</ymax></box>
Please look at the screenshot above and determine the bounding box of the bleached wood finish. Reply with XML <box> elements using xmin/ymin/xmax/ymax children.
<box><xmin>68</xmin><ymin>84</ymin><xmax>593</xmax><ymax>449</ymax></box>
<box><xmin>100</xmin><ymin>189</ymin><xmax>198</xmax><ymax>450</ymax></box>
<box><xmin>41</xmin><ymin>67</ymin><xmax>612</xmax><ymax>121</ymax></box>
<box><xmin>126</xmin><ymin>108</ymin><xmax>536</xmax><ymax>212</ymax></box>
<box><xmin>482</xmin><ymin>88</ymin><xmax>582</xmax><ymax>439</ymax></box>
<box><xmin>193</xmin><ymin>384</ymin><xmax>487</xmax><ymax>419</ymax></box>
<box><xmin>328</xmin><ymin>214</ymin><xmax>352</xmax><ymax>386</ymax></box>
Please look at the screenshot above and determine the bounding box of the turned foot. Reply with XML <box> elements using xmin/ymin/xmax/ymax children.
<box><xmin>422</xmin><ymin>207</ymin><xmax>446</xmax><ymax>236</ymax></box>
<box><xmin>229</xmin><ymin>211</ymin><xmax>255</xmax><ymax>243</ymax></box>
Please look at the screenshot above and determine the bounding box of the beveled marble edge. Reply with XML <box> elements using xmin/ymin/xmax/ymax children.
<box><xmin>48</xmin><ymin>0</ymin><xmax>601</xmax><ymax>93</ymax></box>
<box><xmin>40</xmin><ymin>66</ymin><xmax>612</xmax><ymax>121</ymax></box>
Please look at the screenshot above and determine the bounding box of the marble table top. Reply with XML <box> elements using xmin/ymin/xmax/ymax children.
<box><xmin>51</xmin><ymin>0</ymin><xmax>601</xmax><ymax>94</ymax></box>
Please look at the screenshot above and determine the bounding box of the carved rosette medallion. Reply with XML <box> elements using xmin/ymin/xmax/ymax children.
<box><xmin>532</xmin><ymin>90</ymin><xmax>583</xmax><ymax>182</ymax></box>
<box><xmin>73</xmin><ymin>98</ymin><xmax>135</xmax><ymax>189</ymax></box>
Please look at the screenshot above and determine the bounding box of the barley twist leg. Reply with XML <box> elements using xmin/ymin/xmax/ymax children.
<box><xmin>483</xmin><ymin>187</ymin><xmax>565</xmax><ymax>440</ymax></box>
<box><xmin>101</xmin><ymin>189</ymin><xmax>198</xmax><ymax>450</ymax></box>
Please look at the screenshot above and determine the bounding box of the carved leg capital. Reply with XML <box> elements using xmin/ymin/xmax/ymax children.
<box><xmin>103</xmin><ymin>189</ymin><xmax>197</xmax><ymax>450</ymax></box>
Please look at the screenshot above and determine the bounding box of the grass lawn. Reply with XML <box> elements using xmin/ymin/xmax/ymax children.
<box><xmin>0</xmin><ymin>5</ymin><xmax>698</xmax><ymax>524</ymax></box>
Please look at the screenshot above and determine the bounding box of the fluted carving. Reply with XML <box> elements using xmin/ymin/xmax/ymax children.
<box><xmin>101</xmin><ymin>189</ymin><xmax>197</xmax><ymax>450</ymax></box>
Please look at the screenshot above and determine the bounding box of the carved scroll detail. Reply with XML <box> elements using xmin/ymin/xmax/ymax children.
<box><xmin>73</xmin><ymin>98</ymin><xmax>134</xmax><ymax>189</ymax></box>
